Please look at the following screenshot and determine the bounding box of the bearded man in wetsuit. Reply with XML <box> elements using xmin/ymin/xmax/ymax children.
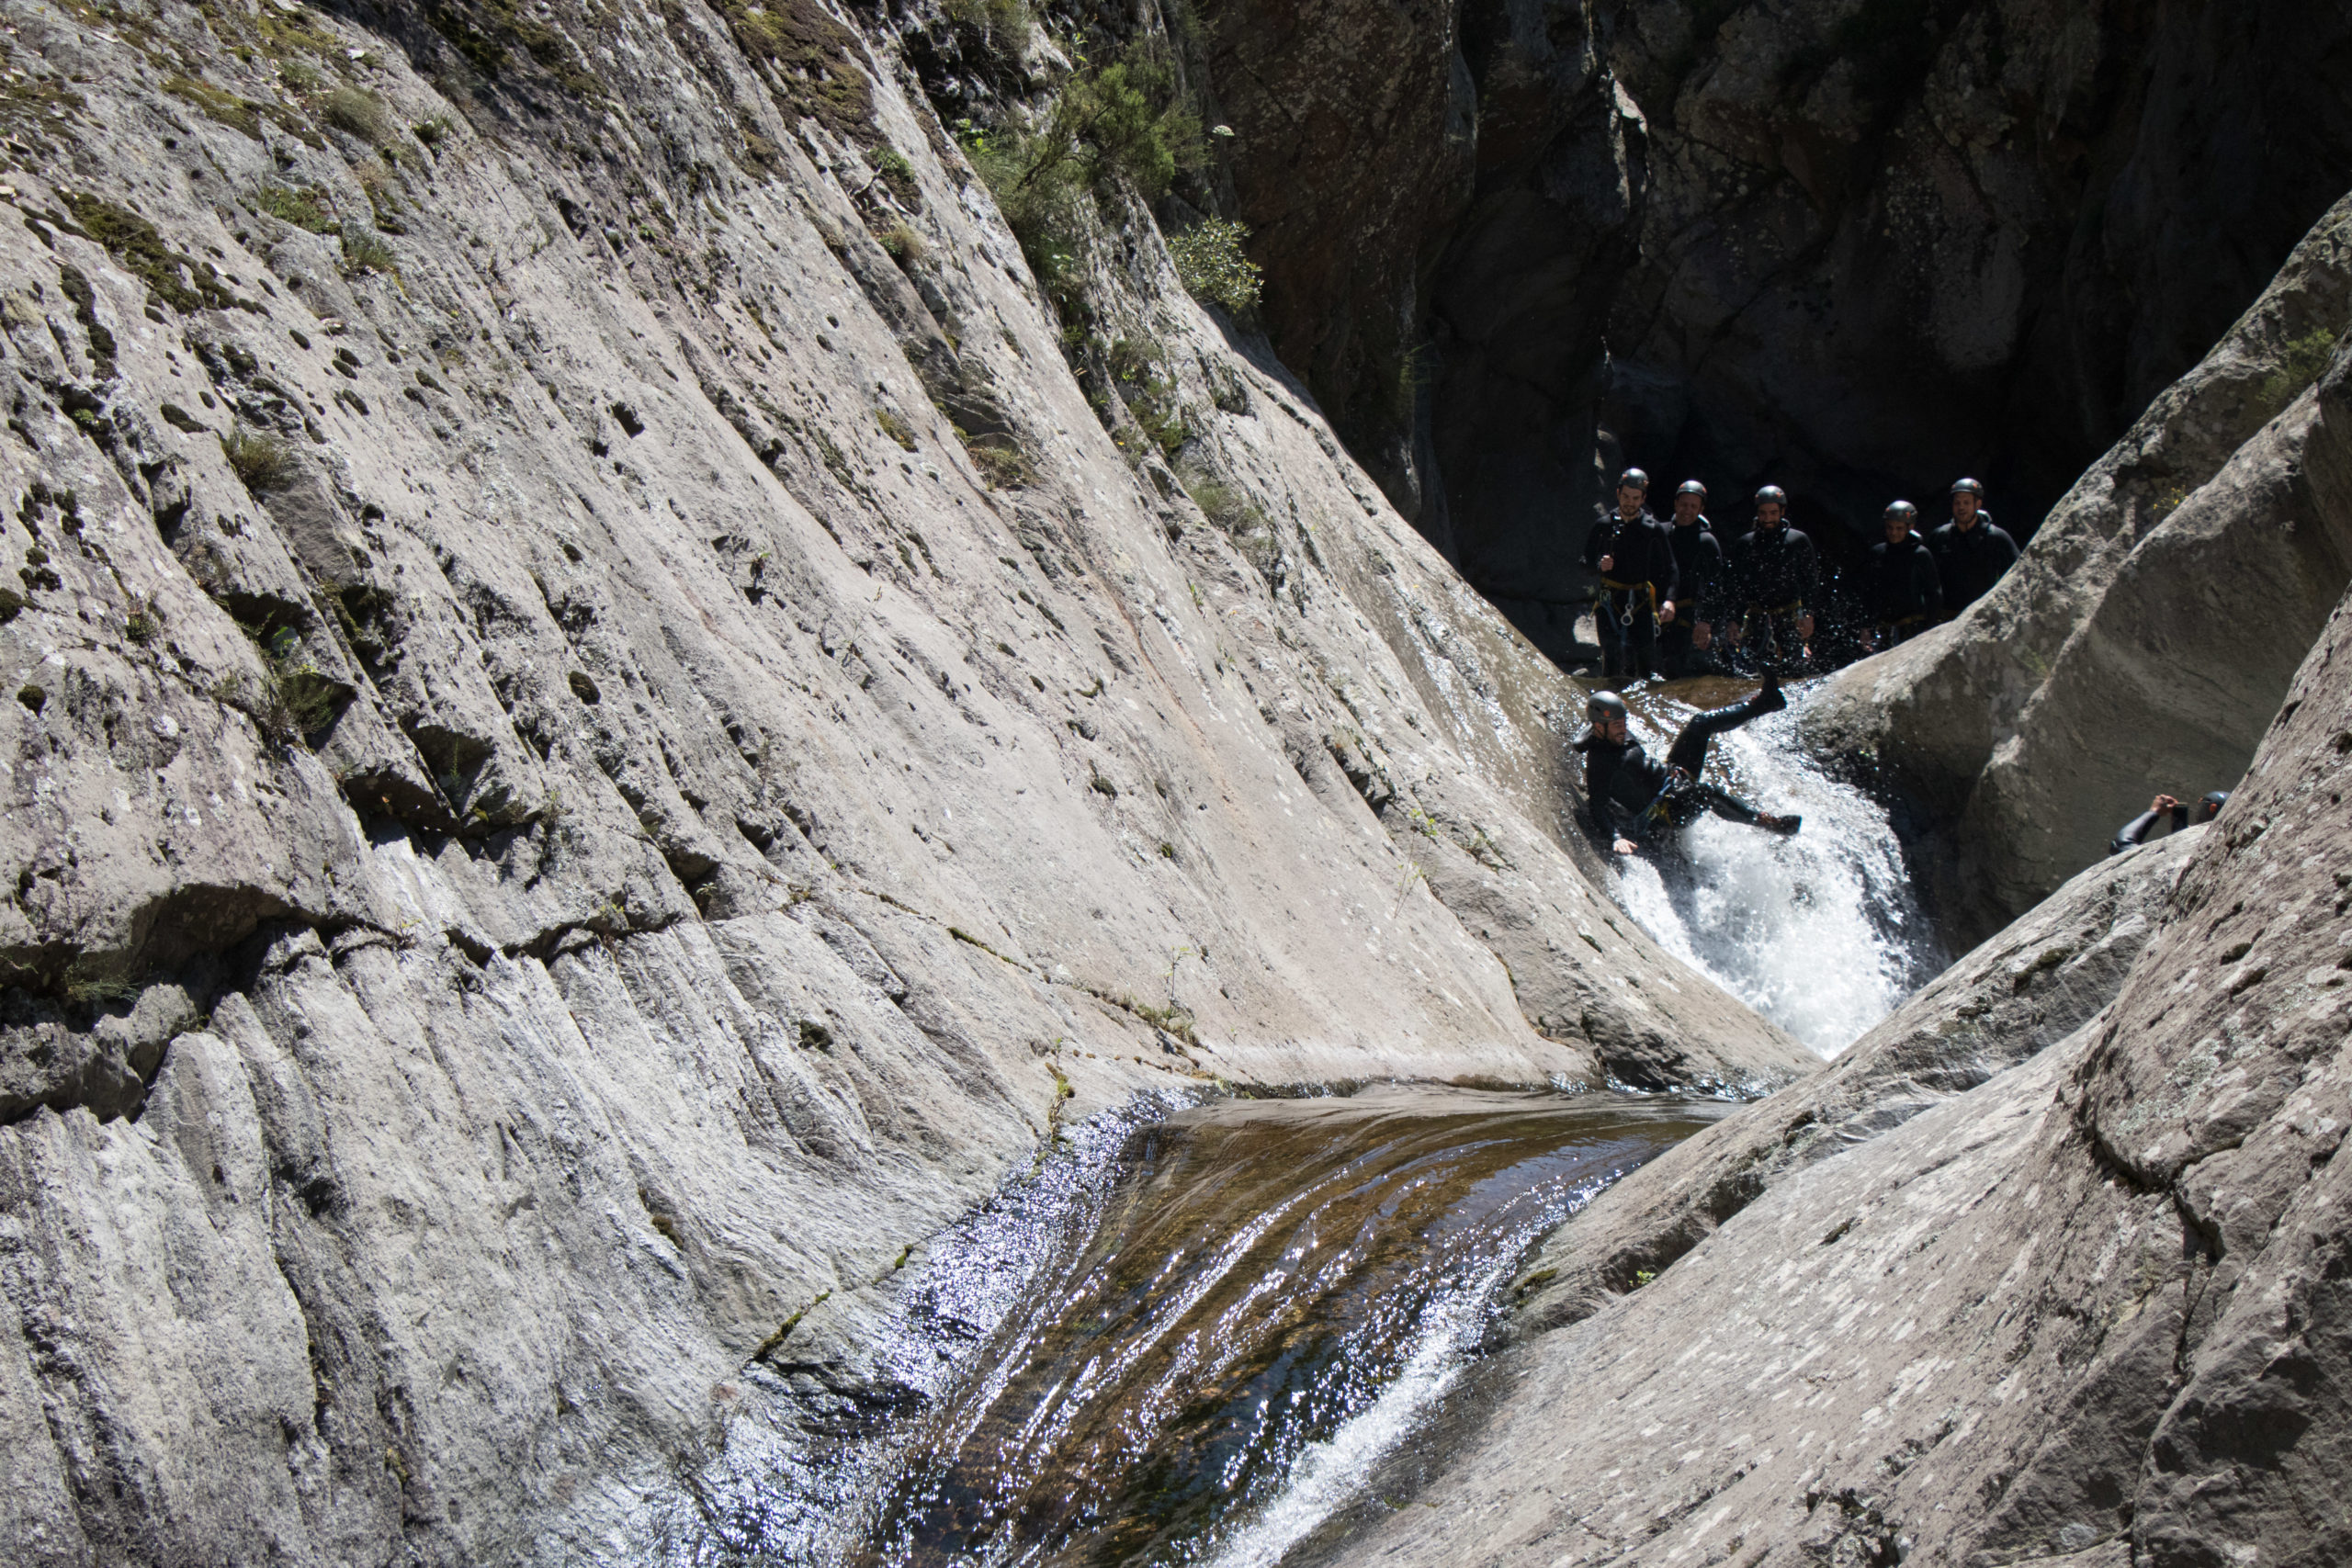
<box><xmin>1575</xmin><ymin>683</ymin><xmax>1802</xmax><ymax>854</ymax></box>
<box><xmin>1582</xmin><ymin>468</ymin><xmax>1679</xmax><ymax>680</ymax></box>
<box><xmin>2109</xmin><ymin>791</ymin><xmax>2228</xmax><ymax>854</ymax></box>
<box><xmin>1724</xmin><ymin>487</ymin><xmax>1818</xmax><ymax>674</ymax></box>
<box><xmin>1658</xmin><ymin>480</ymin><xmax>1724</xmax><ymax>678</ymax></box>
<box><xmin>1860</xmin><ymin>501</ymin><xmax>1943</xmax><ymax>650</ymax></box>
<box><xmin>1928</xmin><ymin>478</ymin><xmax>2021</xmax><ymax>615</ymax></box>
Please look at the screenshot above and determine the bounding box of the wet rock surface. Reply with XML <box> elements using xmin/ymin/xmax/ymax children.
<box><xmin>1805</xmin><ymin>191</ymin><xmax>2352</xmax><ymax>940</ymax></box>
<box><xmin>1511</xmin><ymin>820</ymin><xmax>2199</xmax><ymax>1335</ymax></box>
<box><xmin>1325</xmin><ymin>590</ymin><xmax>2352</xmax><ymax>1566</ymax></box>
<box><xmin>0</xmin><ymin>0</ymin><xmax>1808</xmax><ymax>1561</ymax></box>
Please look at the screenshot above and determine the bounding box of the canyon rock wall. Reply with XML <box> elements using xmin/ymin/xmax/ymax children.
<box><xmin>1330</xmin><ymin>544</ymin><xmax>2352</xmax><ymax>1566</ymax></box>
<box><xmin>1804</xmin><ymin>190</ymin><xmax>2352</xmax><ymax>940</ymax></box>
<box><xmin>1209</xmin><ymin>0</ymin><xmax>2352</xmax><ymax>649</ymax></box>
<box><xmin>0</xmin><ymin>0</ymin><xmax>1812</xmax><ymax>1561</ymax></box>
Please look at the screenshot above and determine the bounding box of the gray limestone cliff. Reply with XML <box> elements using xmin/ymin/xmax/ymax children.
<box><xmin>0</xmin><ymin>0</ymin><xmax>1812</xmax><ymax>1561</ymax></box>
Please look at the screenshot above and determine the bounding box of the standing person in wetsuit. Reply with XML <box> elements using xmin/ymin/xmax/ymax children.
<box><xmin>1575</xmin><ymin>684</ymin><xmax>1802</xmax><ymax>854</ymax></box>
<box><xmin>1928</xmin><ymin>478</ymin><xmax>2021</xmax><ymax>616</ymax></box>
<box><xmin>1724</xmin><ymin>487</ymin><xmax>1818</xmax><ymax>674</ymax></box>
<box><xmin>2109</xmin><ymin>791</ymin><xmax>2228</xmax><ymax>854</ymax></box>
<box><xmin>1582</xmin><ymin>468</ymin><xmax>1679</xmax><ymax>680</ymax></box>
<box><xmin>1659</xmin><ymin>480</ymin><xmax>1724</xmax><ymax>678</ymax></box>
<box><xmin>1860</xmin><ymin>501</ymin><xmax>1943</xmax><ymax>650</ymax></box>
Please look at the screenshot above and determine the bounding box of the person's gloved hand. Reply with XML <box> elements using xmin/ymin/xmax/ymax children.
<box><xmin>1659</xmin><ymin>600</ymin><xmax>1676</xmax><ymax>625</ymax></box>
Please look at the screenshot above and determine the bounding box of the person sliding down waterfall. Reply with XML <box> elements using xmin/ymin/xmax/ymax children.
<box><xmin>1575</xmin><ymin>684</ymin><xmax>1802</xmax><ymax>856</ymax></box>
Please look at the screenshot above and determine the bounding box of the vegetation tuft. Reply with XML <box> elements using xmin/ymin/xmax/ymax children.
<box><xmin>961</xmin><ymin>431</ymin><xmax>1035</xmax><ymax>489</ymax></box>
<box><xmin>944</xmin><ymin>0</ymin><xmax>1033</xmax><ymax>61</ymax></box>
<box><xmin>322</xmin><ymin>85</ymin><xmax>393</xmax><ymax>144</ymax></box>
<box><xmin>221</xmin><ymin>426</ymin><xmax>296</xmax><ymax>495</ymax></box>
<box><xmin>60</xmin><ymin>194</ymin><xmax>239</xmax><ymax>314</ymax></box>
<box><xmin>341</xmin><ymin>224</ymin><xmax>399</xmax><ymax>280</ymax></box>
<box><xmin>255</xmin><ymin>184</ymin><xmax>336</xmax><ymax>233</ymax></box>
<box><xmin>1167</xmin><ymin>217</ymin><xmax>1262</xmax><ymax>315</ymax></box>
<box><xmin>715</xmin><ymin>0</ymin><xmax>874</xmax><ymax>138</ymax></box>
<box><xmin>2256</xmin><ymin>324</ymin><xmax>2344</xmax><ymax>415</ymax></box>
<box><xmin>1107</xmin><ymin>337</ymin><xmax>1190</xmax><ymax>458</ymax></box>
<box><xmin>960</xmin><ymin>46</ymin><xmax>1202</xmax><ymax>314</ymax></box>
<box><xmin>876</xmin><ymin>220</ymin><xmax>927</xmax><ymax>266</ymax></box>
<box><xmin>426</xmin><ymin>0</ymin><xmax>601</xmax><ymax>96</ymax></box>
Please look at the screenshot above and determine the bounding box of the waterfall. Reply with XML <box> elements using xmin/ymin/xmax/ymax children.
<box><xmin>1605</xmin><ymin>682</ymin><xmax>1945</xmax><ymax>1056</ymax></box>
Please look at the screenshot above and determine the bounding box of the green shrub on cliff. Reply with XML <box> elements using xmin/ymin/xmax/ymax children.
<box><xmin>944</xmin><ymin>0</ymin><xmax>1031</xmax><ymax>59</ymax></box>
<box><xmin>2255</xmin><ymin>325</ymin><xmax>2345</xmax><ymax>416</ymax></box>
<box><xmin>1167</xmin><ymin>217</ymin><xmax>1261</xmax><ymax>315</ymax></box>
<box><xmin>963</xmin><ymin>50</ymin><xmax>1202</xmax><ymax>309</ymax></box>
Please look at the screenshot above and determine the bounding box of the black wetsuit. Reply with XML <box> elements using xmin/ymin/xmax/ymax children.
<box><xmin>1928</xmin><ymin>515</ymin><xmax>2020</xmax><ymax>615</ymax></box>
<box><xmin>2109</xmin><ymin>802</ymin><xmax>2191</xmax><ymax>855</ymax></box>
<box><xmin>1583</xmin><ymin>509</ymin><xmax>1679</xmax><ymax>679</ymax></box>
<box><xmin>1578</xmin><ymin>688</ymin><xmax>1784</xmax><ymax>843</ymax></box>
<box><xmin>1659</xmin><ymin>519</ymin><xmax>1724</xmax><ymax>677</ymax></box>
<box><xmin>1727</xmin><ymin>525</ymin><xmax>1818</xmax><ymax>672</ymax></box>
<box><xmin>1862</xmin><ymin>535</ymin><xmax>1942</xmax><ymax>645</ymax></box>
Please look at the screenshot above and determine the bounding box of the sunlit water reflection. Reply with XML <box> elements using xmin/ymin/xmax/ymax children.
<box><xmin>644</xmin><ymin>1089</ymin><xmax>1725</xmax><ymax>1567</ymax></box>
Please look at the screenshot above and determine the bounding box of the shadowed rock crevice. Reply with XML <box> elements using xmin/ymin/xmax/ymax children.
<box><xmin>1207</xmin><ymin>0</ymin><xmax>2352</xmax><ymax>651</ymax></box>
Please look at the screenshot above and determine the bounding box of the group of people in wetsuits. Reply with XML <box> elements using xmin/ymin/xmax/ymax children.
<box><xmin>1574</xmin><ymin>472</ymin><xmax>2240</xmax><ymax>862</ymax></box>
<box><xmin>1582</xmin><ymin>468</ymin><xmax>2022</xmax><ymax>681</ymax></box>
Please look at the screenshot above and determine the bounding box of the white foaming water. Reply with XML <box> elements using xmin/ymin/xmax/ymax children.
<box><xmin>1609</xmin><ymin>686</ymin><xmax>1943</xmax><ymax>1056</ymax></box>
<box><xmin>1189</xmin><ymin>1249</ymin><xmax>1511</xmax><ymax>1568</ymax></box>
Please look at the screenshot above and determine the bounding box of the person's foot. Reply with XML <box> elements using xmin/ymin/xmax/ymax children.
<box><xmin>1759</xmin><ymin>812</ymin><xmax>1802</xmax><ymax>834</ymax></box>
<box><xmin>1753</xmin><ymin>670</ymin><xmax>1787</xmax><ymax>713</ymax></box>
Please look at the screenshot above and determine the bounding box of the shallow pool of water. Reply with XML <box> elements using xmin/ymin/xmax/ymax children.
<box><xmin>650</xmin><ymin>1088</ymin><xmax>1725</xmax><ymax>1567</ymax></box>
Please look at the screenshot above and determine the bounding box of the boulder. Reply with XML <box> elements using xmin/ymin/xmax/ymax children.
<box><xmin>1804</xmin><ymin>191</ymin><xmax>2352</xmax><ymax>940</ymax></box>
<box><xmin>1328</xmin><ymin>585</ymin><xmax>2352</xmax><ymax>1568</ymax></box>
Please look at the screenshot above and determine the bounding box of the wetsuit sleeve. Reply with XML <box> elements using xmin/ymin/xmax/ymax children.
<box><xmin>1917</xmin><ymin>544</ymin><xmax>1943</xmax><ymax>621</ymax></box>
<box><xmin>1583</xmin><ymin>518</ymin><xmax>1609</xmax><ymax>572</ymax></box>
<box><xmin>2168</xmin><ymin>802</ymin><xmax>2190</xmax><ymax>834</ymax></box>
<box><xmin>1702</xmin><ymin>536</ymin><xmax>1724</xmax><ymax>619</ymax></box>
<box><xmin>1655</xmin><ymin>525</ymin><xmax>1679</xmax><ymax>605</ymax></box>
<box><xmin>1583</xmin><ymin>744</ymin><xmax>1623</xmax><ymax>840</ymax></box>
<box><xmin>1796</xmin><ymin>531</ymin><xmax>1819</xmax><ymax>604</ymax></box>
<box><xmin>2110</xmin><ymin>810</ymin><xmax>2163</xmax><ymax>855</ymax></box>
